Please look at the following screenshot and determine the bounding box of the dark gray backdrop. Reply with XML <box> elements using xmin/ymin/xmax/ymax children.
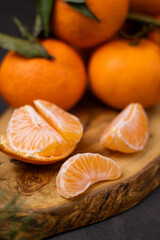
<box><xmin>0</xmin><ymin>1</ymin><xmax>160</xmax><ymax>240</ymax></box>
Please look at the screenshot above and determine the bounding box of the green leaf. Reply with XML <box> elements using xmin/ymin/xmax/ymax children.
<box><xmin>32</xmin><ymin>14</ymin><xmax>43</xmax><ymax>39</ymax></box>
<box><xmin>36</xmin><ymin>0</ymin><xmax>54</xmax><ymax>38</ymax></box>
<box><xmin>13</xmin><ymin>17</ymin><xmax>35</xmax><ymax>42</ymax></box>
<box><xmin>64</xmin><ymin>1</ymin><xmax>99</xmax><ymax>22</ymax></box>
<box><xmin>0</xmin><ymin>192</ymin><xmax>41</xmax><ymax>240</ymax></box>
<box><xmin>0</xmin><ymin>33</ymin><xmax>53</xmax><ymax>59</ymax></box>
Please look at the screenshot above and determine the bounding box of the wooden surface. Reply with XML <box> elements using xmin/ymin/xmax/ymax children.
<box><xmin>0</xmin><ymin>94</ymin><xmax>160</xmax><ymax>240</ymax></box>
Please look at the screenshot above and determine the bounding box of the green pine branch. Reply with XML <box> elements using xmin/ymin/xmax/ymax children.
<box><xmin>0</xmin><ymin>191</ymin><xmax>49</xmax><ymax>240</ymax></box>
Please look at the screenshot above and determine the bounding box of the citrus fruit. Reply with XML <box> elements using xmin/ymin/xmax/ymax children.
<box><xmin>0</xmin><ymin>39</ymin><xmax>86</xmax><ymax>110</ymax></box>
<box><xmin>56</xmin><ymin>153</ymin><xmax>121</xmax><ymax>198</ymax></box>
<box><xmin>0</xmin><ymin>100</ymin><xmax>83</xmax><ymax>164</ymax></box>
<box><xmin>34</xmin><ymin>100</ymin><xmax>83</xmax><ymax>145</ymax></box>
<box><xmin>101</xmin><ymin>103</ymin><xmax>149</xmax><ymax>153</ymax></box>
<box><xmin>148</xmin><ymin>16</ymin><xmax>160</xmax><ymax>45</ymax></box>
<box><xmin>52</xmin><ymin>0</ymin><xmax>129</xmax><ymax>48</ymax></box>
<box><xmin>130</xmin><ymin>0</ymin><xmax>160</xmax><ymax>15</ymax></box>
<box><xmin>89</xmin><ymin>39</ymin><xmax>160</xmax><ymax>109</ymax></box>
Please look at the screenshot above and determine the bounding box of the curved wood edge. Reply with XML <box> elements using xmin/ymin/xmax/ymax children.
<box><xmin>1</xmin><ymin>155</ymin><xmax>160</xmax><ymax>240</ymax></box>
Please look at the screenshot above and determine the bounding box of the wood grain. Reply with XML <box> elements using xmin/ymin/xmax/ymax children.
<box><xmin>0</xmin><ymin>94</ymin><xmax>160</xmax><ymax>240</ymax></box>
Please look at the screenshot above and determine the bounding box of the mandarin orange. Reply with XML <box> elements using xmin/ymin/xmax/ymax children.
<box><xmin>89</xmin><ymin>39</ymin><xmax>160</xmax><ymax>109</ymax></box>
<box><xmin>0</xmin><ymin>39</ymin><xmax>86</xmax><ymax>110</ymax></box>
<box><xmin>52</xmin><ymin>0</ymin><xmax>129</xmax><ymax>48</ymax></box>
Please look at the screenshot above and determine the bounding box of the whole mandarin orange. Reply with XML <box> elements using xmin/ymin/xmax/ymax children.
<box><xmin>0</xmin><ymin>39</ymin><xmax>86</xmax><ymax>110</ymax></box>
<box><xmin>89</xmin><ymin>39</ymin><xmax>160</xmax><ymax>109</ymax></box>
<box><xmin>130</xmin><ymin>0</ymin><xmax>160</xmax><ymax>15</ymax></box>
<box><xmin>52</xmin><ymin>0</ymin><xmax>129</xmax><ymax>48</ymax></box>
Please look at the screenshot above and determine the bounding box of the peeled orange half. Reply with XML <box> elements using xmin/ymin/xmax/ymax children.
<box><xmin>56</xmin><ymin>153</ymin><xmax>121</xmax><ymax>198</ymax></box>
<box><xmin>0</xmin><ymin>100</ymin><xmax>83</xmax><ymax>164</ymax></box>
<box><xmin>101</xmin><ymin>103</ymin><xmax>149</xmax><ymax>153</ymax></box>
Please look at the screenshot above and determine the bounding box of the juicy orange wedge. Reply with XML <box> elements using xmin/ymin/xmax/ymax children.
<box><xmin>56</xmin><ymin>153</ymin><xmax>121</xmax><ymax>198</ymax></box>
<box><xmin>0</xmin><ymin>101</ymin><xmax>83</xmax><ymax>164</ymax></box>
<box><xmin>34</xmin><ymin>100</ymin><xmax>83</xmax><ymax>145</ymax></box>
<box><xmin>101</xmin><ymin>103</ymin><xmax>149</xmax><ymax>153</ymax></box>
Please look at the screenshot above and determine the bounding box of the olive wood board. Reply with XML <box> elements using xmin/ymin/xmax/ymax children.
<box><xmin>0</xmin><ymin>95</ymin><xmax>160</xmax><ymax>240</ymax></box>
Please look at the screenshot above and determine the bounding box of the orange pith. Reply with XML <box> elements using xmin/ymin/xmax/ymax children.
<box><xmin>56</xmin><ymin>153</ymin><xmax>121</xmax><ymax>198</ymax></box>
<box><xmin>101</xmin><ymin>103</ymin><xmax>149</xmax><ymax>153</ymax></box>
<box><xmin>0</xmin><ymin>100</ymin><xmax>83</xmax><ymax>164</ymax></box>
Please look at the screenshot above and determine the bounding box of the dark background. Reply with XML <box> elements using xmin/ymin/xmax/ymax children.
<box><xmin>0</xmin><ymin>1</ymin><xmax>160</xmax><ymax>240</ymax></box>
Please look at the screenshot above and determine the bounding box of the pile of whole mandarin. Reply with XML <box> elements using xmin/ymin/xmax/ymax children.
<box><xmin>0</xmin><ymin>0</ymin><xmax>160</xmax><ymax>110</ymax></box>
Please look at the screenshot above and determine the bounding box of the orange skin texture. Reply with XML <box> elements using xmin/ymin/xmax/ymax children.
<box><xmin>148</xmin><ymin>16</ymin><xmax>160</xmax><ymax>45</ymax></box>
<box><xmin>0</xmin><ymin>39</ymin><xmax>87</xmax><ymax>110</ymax></box>
<box><xmin>89</xmin><ymin>39</ymin><xmax>160</xmax><ymax>110</ymax></box>
<box><xmin>52</xmin><ymin>0</ymin><xmax>129</xmax><ymax>48</ymax></box>
<box><xmin>130</xmin><ymin>0</ymin><xmax>160</xmax><ymax>15</ymax></box>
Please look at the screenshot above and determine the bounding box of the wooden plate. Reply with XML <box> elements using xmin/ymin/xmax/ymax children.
<box><xmin>0</xmin><ymin>94</ymin><xmax>160</xmax><ymax>240</ymax></box>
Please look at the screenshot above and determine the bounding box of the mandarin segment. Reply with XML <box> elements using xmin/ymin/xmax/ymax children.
<box><xmin>0</xmin><ymin>135</ymin><xmax>75</xmax><ymax>165</ymax></box>
<box><xmin>0</xmin><ymin>101</ymin><xmax>83</xmax><ymax>164</ymax></box>
<box><xmin>37</xmin><ymin>142</ymin><xmax>76</xmax><ymax>158</ymax></box>
<box><xmin>7</xmin><ymin>105</ymin><xmax>67</xmax><ymax>154</ymax></box>
<box><xmin>101</xmin><ymin>103</ymin><xmax>149</xmax><ymax>153</ymax></box>
<box><xmin>34</xmin><ymin>100</ymin><xmax>83</xmax><ymax>145</ymax></box>
<box><xmin>56</xmin><ymin>153</ymin><xmax>121</xmax><ymax>198</ymax></box>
